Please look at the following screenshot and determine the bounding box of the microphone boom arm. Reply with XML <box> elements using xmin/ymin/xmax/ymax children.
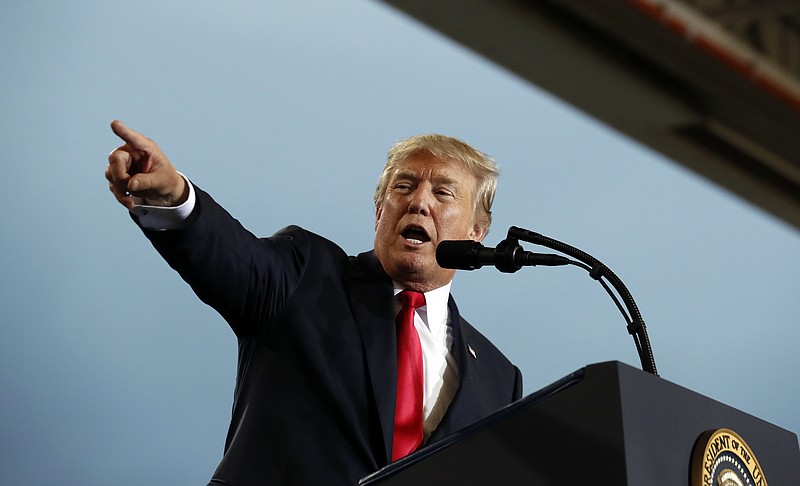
<box><xmin>507</xmin><ymin>226</ymin><xmax>658</xmax><ymax>376</ymax></box>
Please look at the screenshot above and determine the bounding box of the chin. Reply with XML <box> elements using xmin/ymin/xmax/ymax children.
<box><xmin>383</xmin><ymin>255</ymin><xmax>424</xmax><ymax>280</ymax></box>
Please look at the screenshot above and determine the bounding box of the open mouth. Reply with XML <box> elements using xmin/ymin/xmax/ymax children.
<box><xmin>401</xmin><ymin>226</ymin><xmax>431</xmax><ymax>245</ymax></box>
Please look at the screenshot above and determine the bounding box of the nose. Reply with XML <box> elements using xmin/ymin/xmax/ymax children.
<box><xmin>408</xmin><ymin>186</ymin><xmax>433</xmax><ymax>216</ymax></box>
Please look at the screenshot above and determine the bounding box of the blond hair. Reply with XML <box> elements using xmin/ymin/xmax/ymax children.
<box><xmin>373</xmin><ymin>134</ymin><xmax>500</xmax><ymax>230</ymax></box>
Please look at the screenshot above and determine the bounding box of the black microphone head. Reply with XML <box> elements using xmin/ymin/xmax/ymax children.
<box><xmin>436</xmin><ymin>240</ymin><xmax>484</xmax><ymax>270</ymax></box>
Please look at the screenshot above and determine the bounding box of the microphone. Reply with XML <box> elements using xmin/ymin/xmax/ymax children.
<box><xmin>436</xmin><ymin>239</ymin><xmax>568</xmax><ymax>273</ymax></box>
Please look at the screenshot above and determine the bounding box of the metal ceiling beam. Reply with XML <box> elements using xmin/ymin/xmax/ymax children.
<box><xmin>700</xmin><ymin>0</ymin><xmax>800</xmax><ymax>24</ymax></box>
<box><xmin>378</xmin><ymin>0</ymin><xmax>800</xmax><ymax>229</ymax></box>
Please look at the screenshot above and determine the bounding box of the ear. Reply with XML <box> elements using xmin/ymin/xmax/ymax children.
<box><xmin>469</xmin><ymin>224</ymin><xmax>487</xmax><ymax>243</ymax></box>
<box><xmin>374</xmin><ymin>206</ymin><xmax>382</xmax><ymax>231</ymax></box>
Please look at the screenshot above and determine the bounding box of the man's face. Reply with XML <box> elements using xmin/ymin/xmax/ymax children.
<box><xmin>374</xmin><ymin>153</ymin><xmax>486</xmax><ymax>292</ymax></box>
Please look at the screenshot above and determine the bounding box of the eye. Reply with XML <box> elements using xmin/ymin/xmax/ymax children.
<box><xmin>392</xmin><ymin>180</ymin><xmax>416</xmax><ymax>193</ymax></box>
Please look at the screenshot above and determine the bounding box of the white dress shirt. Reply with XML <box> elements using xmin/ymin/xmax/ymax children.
<box><xmin>393</xmin><ymin>284</ymin><xmax>459</xmax><ymax>441</ymax></box>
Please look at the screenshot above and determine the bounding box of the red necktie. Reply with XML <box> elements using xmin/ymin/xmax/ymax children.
<box><xmin>392</xmin><ymin>290</ymin><xmax>426</xmax><ymax>461</ymax></box>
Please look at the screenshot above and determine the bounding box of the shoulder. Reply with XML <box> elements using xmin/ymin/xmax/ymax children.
<box><xmin>266</xmin><ymin>225</ymin><xmax>352</xmax><ymax>274</ymax></box>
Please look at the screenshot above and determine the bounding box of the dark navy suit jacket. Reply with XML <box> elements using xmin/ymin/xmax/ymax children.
<box><xmin>140</xmin><ymin>187</ymin><xmax>522</xmax><ymax>485</ymax></box>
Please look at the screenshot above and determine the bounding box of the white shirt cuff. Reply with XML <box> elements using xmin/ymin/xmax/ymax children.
<box><xmin>130</xmin><ymin>173</ymin><xmax>196</xmax><ymax>230</ymax></box>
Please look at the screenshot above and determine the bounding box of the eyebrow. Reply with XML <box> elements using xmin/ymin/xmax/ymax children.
<box><xmin>393</xmin><ymin>169</ymin><xmax>462</xmax><ymax>188</ymax></box>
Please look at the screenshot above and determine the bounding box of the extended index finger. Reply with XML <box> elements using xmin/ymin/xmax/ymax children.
<box><xmin>110</xmin><ymin>120</ymin><xmax>151</xmax><ymax>151</ymax></box>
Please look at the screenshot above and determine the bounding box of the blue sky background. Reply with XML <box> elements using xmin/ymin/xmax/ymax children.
<box><xmin>1</xmin><ymin>1</ymin><xmax>798</xmax><ymax>484</ymax></box>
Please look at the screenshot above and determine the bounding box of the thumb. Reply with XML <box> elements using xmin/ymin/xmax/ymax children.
<box><xmin>128</xmin><ymin>170</ymin><xmax>186</xmax><ymax>206</ymax></box>
<box><xmin>128</xmin><ymin>168</ymin><xmax>178</xmax><ymax>194</ymax></box>
<box><xmin>128</xmin><ymin>172</ymin><xmax>156</xmax><ymax>192</ymax></box>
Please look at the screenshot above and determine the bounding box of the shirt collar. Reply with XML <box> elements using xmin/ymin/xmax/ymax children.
<box><xmin>393</xmin><ymin>282</ymin><xmax>452</xmax><ymax>334</ymax></box>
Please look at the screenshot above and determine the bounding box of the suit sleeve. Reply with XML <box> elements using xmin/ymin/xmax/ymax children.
<box><xmin>136</xmin><ymin>185</ymin><xmax>310</xmax><ymax>337</ymax></box>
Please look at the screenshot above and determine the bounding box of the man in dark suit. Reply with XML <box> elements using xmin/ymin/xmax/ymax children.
<box><xmin>106</xmin><ymin>120</ymin><xmax>522</xmax><ymax>485</ymax></box>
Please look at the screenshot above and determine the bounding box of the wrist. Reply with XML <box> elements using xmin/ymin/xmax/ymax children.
<box><xmin>143</xmin><ymin>173</ymin><xmax>188</xmax><ymax>207</ymax></box>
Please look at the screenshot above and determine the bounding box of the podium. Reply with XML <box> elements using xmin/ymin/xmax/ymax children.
<box><xmin>361</xmin><ymin>361</ymin><xmax>800</xmax><ymax>485</ymax></box>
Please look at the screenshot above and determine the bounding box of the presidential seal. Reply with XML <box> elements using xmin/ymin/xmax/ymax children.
<box><xmin>691</xmin><ymin>428</ymin><xmax>768</xmax><ymax>486</ymax></box>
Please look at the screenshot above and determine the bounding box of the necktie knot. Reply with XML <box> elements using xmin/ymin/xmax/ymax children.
<box><xmin>398</xmin><ymin>290</ymin><xmax>426</xmax><ymax>311</ymax></box>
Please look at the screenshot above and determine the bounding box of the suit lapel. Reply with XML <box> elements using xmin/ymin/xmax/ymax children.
<box><xmin>345</xmin><ymin>251</ymin><xmax>396</xmax><ymax>464</ymax></box>
<box><xmin>428</xmin><ymin>296</ymin><xmax>486</xmax><ymax>442</ymax></box>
